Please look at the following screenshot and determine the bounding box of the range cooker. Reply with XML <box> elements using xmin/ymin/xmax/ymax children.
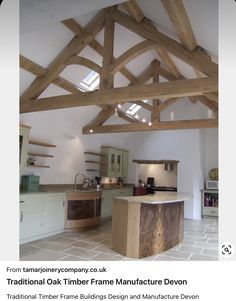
<box><xmin>146</xmin><ymin>177</ymin><xmax>177</xmax><ymax>194</ymax></box>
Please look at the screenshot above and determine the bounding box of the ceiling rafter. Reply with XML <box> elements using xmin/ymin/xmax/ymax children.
<box><xmin>20</xmin><ymin>10</ymin><xmax>106</xmax><ymax>103</ymax></box>
<box><xmin>66</xmin><ymin>56</ymin><xmax>102</xmax><ymax>74</ymax></box>
<box><xmin>20</xmin><ymin>77</ymin><xmax>218</xmax><ymax>113</ymax></box>
<box><xmin>111</xmin><ymin>40</ymin><xmax>156</xmax><ymax>74</ymax></box>
<box><xmin>20</xmin><ymin>55</ymin><xmax>81</xmax><ymax>94</ymax></box>
<box><xmin>161</xmin><ymin>0</ymin><xmax>197</xmax><ymax>51</ymax></box>
<box><xmin>112</xmin><ymin>9</ymin><xmax>218</xmax><ymax>76</ymax></box>
<box><xmin>20</xmin><ymin>2</ymin><xmax>218</xmax><ymax>134</ymax></box>
<box><xmin>122</xmin><ymin>0</ymin><xmax>145</xmax><ymax>23</ymax></box>
<box><xmin>82</xmin><ymin>119</ymin><xmax>218</xmax><ymax>134</ymax></box>
<box><xmin>62</xmin><ymin>18</ymin><xmax>138</xmax><ymax>84</ymax></box>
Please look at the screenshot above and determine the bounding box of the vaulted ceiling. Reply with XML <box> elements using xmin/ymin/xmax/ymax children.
<box><xmin>20</xmin><ymin>0</ymin><xmax>218</xmax><ymax>134</ymax></box>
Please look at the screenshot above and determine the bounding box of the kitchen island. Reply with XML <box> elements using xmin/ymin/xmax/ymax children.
<box><xmin>112</xmin><ymin>192</ymin><xmax>192</xmax><ymax>259</ymax></box>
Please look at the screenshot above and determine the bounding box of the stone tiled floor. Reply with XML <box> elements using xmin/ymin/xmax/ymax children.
<box><xmin>20</xmin><ymin>217</ymin><xmax>218</xmax><ymax>261</ymax></box>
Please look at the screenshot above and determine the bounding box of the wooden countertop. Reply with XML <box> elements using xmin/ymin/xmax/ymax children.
<box><xmin>113</xmin><ymin>191</ymin><xmax>192</xmax><ymax>204</ymax></box>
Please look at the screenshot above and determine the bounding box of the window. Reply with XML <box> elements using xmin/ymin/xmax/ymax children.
<box><xmin>80</xmin><ymin>70</ymin><xmax>100</xmax><ymax>91</ymax></box>
<box><xmin>126</xmin><ymin>100</ymin><xmax>149</xmax><ymax>116</ymax></box>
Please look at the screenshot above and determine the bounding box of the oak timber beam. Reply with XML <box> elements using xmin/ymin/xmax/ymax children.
<box><xmin>161</xmin><ymin>0</ymin><xmax>197</xmax><ymax>51</ymax></box>
<box><xmin>189</xmin><ymin>96</ymin><xmax>218</xmax><ymax>113</ymax></box>
<box><xmin>20</xmin><ymin>55</ymin><xmax>81</xmax><ymax>94</ymax></box>
<box><xmin>100</xmin><ymin>7</ymin><xmax>115</xmax><ymax>89</ymax></box>
<box><xmin>61</xmin><ymin>17</ymin><xmax>138</xmax><ymax>84</ymax></box>
<box><xmin>203</xmin><ymin>92</ymin><xmax>218</xmax><ymax>103</ymax></box>
<box><xmin>159</xmin><ymin>98</ymin><xmax>180</xmax><ymax>111</ymax></box>
<box><xmin>21</xmin><ymin>11</ymin><xmax>105</xmax><ymax>102</ymax></box>
<box><xmin>122</xmin><ymin>0</ymin><xmax>145</xmax><ymax>23</ymax></box>
<box><xmin>82</xmin><ymin>119</ymin><xmax>218</xmax><ymax>134</ymax></box>
<box><xmin>66</xmin><ymin>56</ymin><xmax>102</xmax><ymax>74</ymax></box>
<box><xmin>155</xmin><ymin>46</ymin><xmax>181</xmax><ymax>78</ymax></box>
<box><xmin>112</xmin><ymin>9</ymin><xmax>218</xmax><ymax>76</ymax></box>
<box><xmin>20</xmin><ymin>77</ymin><xmax>218</xmax><ymax>113</ymax></box>
<box><xmin>111</xmin><ymin>40</ymin><xmax>156</xmax><ymax>74</ymax></box>
<box><xmin>83</xmin><ymin>107</ymin><xmax>115</xmax><ymax>130</ymax></box>
<box><xmin>151</xmin><ymin>60</ymin><xmax>160</xmax><ymax>121</ymax></box>
<box><xmin>141</xmin><ymin>18</ymin><xmax>181</xmax><ymax>78</ymax></box>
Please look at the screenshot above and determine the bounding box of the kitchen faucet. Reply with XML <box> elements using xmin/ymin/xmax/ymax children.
<box><xmin>74</xmin><ymin>173</ymin><xmax>86</xmax><ymax>190</ymax></box>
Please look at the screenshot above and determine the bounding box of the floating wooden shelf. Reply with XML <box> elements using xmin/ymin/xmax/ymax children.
<box><xmin>84</xmin><ymin>151</ymin><xmax>105</xmax><ymax>157</ymax></box>
<box><xmin>27</xmin><ymin>164</ymin><xmax>50</xmax><ymax>168</ymax></box>
<box><xmin>28</xmin><ymin>152</ymin><xmax>54</xmax><ymax>158</ymax></box>
<box><xmin>133</xmin><ymin>159</ymin><xmax>179</xmax><ymax>164</ymax></box>
<box><xmin>29</xmin><ymin>140</ymin><xmax>57</xmax><ymax>147</ymax></box>
<box><xmin>86</xmin><ymin>169</ymin><xmax>99</xmax><ymax>172</ymax></box>
<box><xmin>85</xmin><ymin>160</ymin><xmax>100</xmax><ymax>164</ymax></box>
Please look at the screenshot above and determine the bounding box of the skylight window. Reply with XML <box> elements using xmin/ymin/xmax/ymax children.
<box><xmin>80</xmin><ymin>70</ymin><xmax>100</xmax><ymax>91</ymax></box>
<box><xmin>126</xmin><ymin>100</ymin><xmax>148</xmax><ymax>116</ymax></box>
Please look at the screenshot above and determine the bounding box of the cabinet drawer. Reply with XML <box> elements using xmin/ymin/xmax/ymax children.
<box><xmin>203</xmin><ymin>206</ymin><xmax>218</xmax><ymax>216</ymax></box>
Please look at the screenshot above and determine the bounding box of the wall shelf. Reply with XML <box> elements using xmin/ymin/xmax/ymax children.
<box><xmin>85</xmin><ymin>160</ymin><xmax>100</xmax><ymax>164</ymax></box>
<box><xmin>84</xmin><ymin>151</ymin><xmax>104</xmax><ymax>157</ymax></box>
<box><xmin>29</xmin><ymin>140</ymin><xmax>57</xmax><ymax>147</ymax></box>
<box><xmin>27</xmin><ymin>164</ymin><xmax>50</xmax><ymax>168</ymax></box>
<box><xmin>86</xmin><ymin>169</ymin><xmax>99</xmax><ymax>172</ymax></box>
<box><xmin>28</xmin><ymin>152</ymin><xmax>54</xmax><ymax>158</ymax></box>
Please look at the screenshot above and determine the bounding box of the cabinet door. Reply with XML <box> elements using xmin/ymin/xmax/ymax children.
<box><xmin>122</xmin><ymin>151</ymin><xmax>129</xmax><ymax>177</ymax></box>
<box><xmin>20</xmin><ymin>197</ymin><xmax>45</xmax><ymax>240</ymax></box>
<box><xmin>20</xmin><ymin>193</ymin><xmax>66</xmax><ymax>243</ymax></box>
<box><xmin>109</xmin><ymin>148</ymin><xmax>123</xmax><ymax>177</ymax></box>
<box><xmin>44</xmin><ymin>194</ymin><xmax>65</xmax><ymax>231</ymax></box>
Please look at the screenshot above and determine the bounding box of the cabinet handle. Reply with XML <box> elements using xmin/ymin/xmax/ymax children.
<box><xmin>20</xmin><ymin>210</ymin><xmax>23</xmax><ymax>223</ymax></box>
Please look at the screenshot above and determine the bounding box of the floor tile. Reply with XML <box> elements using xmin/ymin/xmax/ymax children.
<box><xmin>20</xmin><ymin>217</ymin><xmax>218</xmax><ymax>261</ymax></box>
<box><xmin>63</xmin><ymin>246</ymin><xmax>100</xmax><ymax>259</ymax></box>
<box><xmin>21</xmin><ymin>249</ymin><xmax>67</xmax><ymax>261</ymax></box>
<box><xmin>178</xmin><ymin>245</ymin><xmax>203</xmax><ymax>254</ymax></box>
<box><xmin>189</xmin><ymin>254</ymin><xmax>218</xmax><ymax>261</ymax></box>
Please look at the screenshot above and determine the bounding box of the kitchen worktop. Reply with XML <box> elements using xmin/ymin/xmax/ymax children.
<box><xmin>113</xmin><ymin>191</ymin><xmax>192</xmax><ymax>204</ymax></box>
<box><xmin>20</xmin><ymin>183</ymin><xmax>134</xmax><ymax>195</ymax></box>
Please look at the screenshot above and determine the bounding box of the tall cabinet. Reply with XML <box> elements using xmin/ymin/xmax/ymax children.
<box><xmin>100</xmin><ymin>146</ymin><xmax>129</xmax><ymax>178</ymax></box>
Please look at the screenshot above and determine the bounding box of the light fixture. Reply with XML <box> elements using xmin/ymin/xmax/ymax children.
<box><xmin>117</xmin><ymin>103</ymin><xmax>122</xmax><ymax>109</ymax></box>
<box><xmin>114</xmin><ymin>107</ymin><xmax>118</xmax><ymax>117</ymax></box>
<box><xmin>89</xmin><ymin>129</ymin><xmax>93</xmax><ymax>133</ymax></box>
<box><xmin>135</xmin><ymin>114</ymin><xmax>139</xmax><ymax>119</ymax></box>
<box><xmin>148</xmin><ymin>121</ymin><xmax>152</xmax><ymax>126</ymax></box>
<box><xmin>142</xmin><ymin>118</ymin><xmax>146</xmax><ymax>123</ymax></box>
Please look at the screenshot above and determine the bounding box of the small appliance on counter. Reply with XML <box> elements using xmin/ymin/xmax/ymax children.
<box><xmin>21</xmin><ymin>174</ymin><xmax>40</xmax><ymax>192</ymax></box>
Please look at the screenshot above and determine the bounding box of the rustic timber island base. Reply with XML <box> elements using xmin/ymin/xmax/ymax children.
<box><xmin>112</xmin><ymin>192</ymin><xmax>192</xmax><ymax>259</ymax></box>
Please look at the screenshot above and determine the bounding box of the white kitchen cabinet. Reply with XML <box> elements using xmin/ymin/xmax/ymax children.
<box><xmin>101</xmin><ymin>187</ymin><xmax>133</xmax><ymax>218</ymax></box>
<box><xmin>100</xmin><ymin>147</ymin><xmax>129</xmax><ymax>178</ymax></box>
<box><xmin>20</xmin><ymin>193</ymin><xmax>66</xmax><ymax>244</ymax></box>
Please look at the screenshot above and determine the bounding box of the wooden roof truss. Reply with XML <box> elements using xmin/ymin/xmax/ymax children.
<box><xmin>20</xmin><ymin>0</ymin><xmax>218</xmax><ymax>134</ymax></box>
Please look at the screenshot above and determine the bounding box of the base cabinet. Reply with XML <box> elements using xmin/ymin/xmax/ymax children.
<box><xmin>101</xmin><ymin>187</ymin><xmax>133</xmax><ymax>218</ymax></box>
<box><xmin>202</xmin><ymin>189</ymin><xmax>218</xmax><ymax>217</ymax></box>
<box><xmin>20</xmin><ymin>193</ymin><xmax>66</xmax><ymax>244</ymax></box>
